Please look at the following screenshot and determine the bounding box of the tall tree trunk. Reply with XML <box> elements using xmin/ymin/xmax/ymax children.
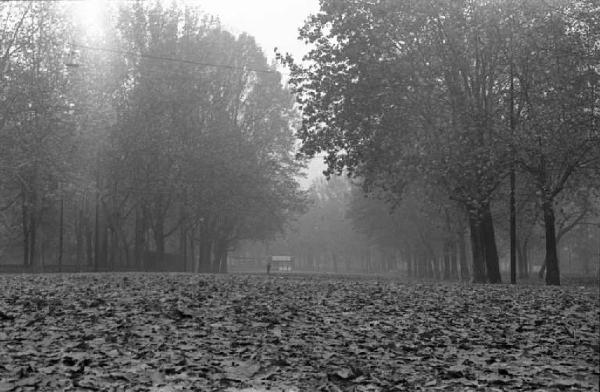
<box><xmin>420</xmin><ymin>254</ymin><xmax>428</xmax><ymax>279</ymax></box>
<box><xmin>29</xmin><ymin>212</ymin><xmax>36</xmax><ymax>269</ymax></box>
<box><xmin>85</xmin><ymin>221</ymin><xmax>93</xmax><ymax>267</ymax></box>
<box><xmin>109</xmin><ymin>228</ymin><xmax>117</xmax><ymax>269</ymax></box>
<box><xmin>469</xmin><ymin>214</ymin><xmax>486</xmax><ymax>283</ymax></box>
<box><xmin>449</xmin><ymin>240</ymin><xmax>458</xmax><ymax>279</ymax></box>
<box><xmin>425</xmin><ymin>256</ymin><xmax>433</xmax><ymax>279</ymax></box>
<box><xmin>85</xmin><ymin>219</ymin><xmax>95</xmax><ymax>266</ymax></box>
<box><xmin>134</xmin><ymin>208</ymin><xmax>144</xmax><ymax>269</ymax></box>
<box><xmin>517</xmin><ymin>238</ymin><xmax>529</xmax><ymax>279</ymax></box>
<box><xmin>189</xmin><ymin>229</ymin><xmax>195</xmax><ymax>273</ymax></box>
<box><xmin>58</xmin><ymin>198</ymin><xmax>63</xmax><ymax>272</ymax></box>
<box><xmin>94</xmin><ymin>192</ymin><xmax>100</xmax><ymax>272</ymax></box>
<box><xmin>482</xmin><ymin>204</ymin><xmax>502</xmax><ymax>283</ymax></box>
<box><xmin>76</xmin><ymin>199</ymin><xmax>84</xmax><ymax>267</ymax></box>
<box><xmin>101</xmin><ymin>225</ymin><xmax>108</xmax><ymax>271</ymax></box>
<box><xmin>332</xmin><ymin>251</ymin><xmax>338</xmax><ymax>274</ymax></box>
<box><xmin>180</xmin><ymin>225</ymin><xmax>187</xmax><ymax>272</ymax></box>
<box><xmin>413</xmin><ymin>252</ymin><xmax>420</xmax><ymax>277</ymax></box>
<box><xmin>39</xmin><ymin>228</ymin><xmax>45</xmax><ymax>272</ymax></box>
<box><xmin>443</xmin><ymin>240</ymin><xmax>451</xmax><ymax>280</ymax></box>
<box><xmin>153</xmin><ymin>219</ymin><xmax>165</xmax><ymax>258</ymax></box>
<box><xmin>197</xmin><ymin>239</ymin><xmax>212</xmax><ymax>273</ymax></box>
<box><xmin>414</xmin><ymin>252</ymin><xmax>420</xmax><ymax>278</ymax></box>
<box><xmin>22</xmin><ymin>195</ymin><xmax>30</xmax><ymax>266</ymax></box>
<box><xmin>406</xmin><ymin>249</ymin><xmax>413</xmax><ymax>278</ymax></box>
<box><xmin>458</xmin><ymin>229</ymin><xmax>469</xmax><ymax>281</ymax></box>
<box><xmin>542</xmin><ymin>199</ymin><xmax>560</xmax><ymax>285</ymax></box>
<box><xmin>214</xmin><ymin>239</ymin><xmax>228</xmax><ymax>273</ymax></box>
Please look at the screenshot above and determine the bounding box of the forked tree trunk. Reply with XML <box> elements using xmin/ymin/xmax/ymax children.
<box><xmin>542</xmin><ymin>199</ymin><xmax>560</xmax><ymax>285</ymax></box>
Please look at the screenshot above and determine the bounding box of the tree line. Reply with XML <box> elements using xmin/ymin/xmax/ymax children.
<box><xmin>282</xmin><ymin>0</ymin><xmax>599</xmax><ymax>285</ymax></box>
<box><xmin>249</xmin><ymin>174</ymin><xmax>597</xmax><ymax>280</ymax></box>
<box><xmin>0</xmin><ymin>1</ymin><xmax>305</xmax><ymax>272</ymax></box>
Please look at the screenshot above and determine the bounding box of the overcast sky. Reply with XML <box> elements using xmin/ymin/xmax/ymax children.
<box><xmin>197</xmin><ymin>0</ymin><xmax>319</xmax><ymax>63</ymax></box>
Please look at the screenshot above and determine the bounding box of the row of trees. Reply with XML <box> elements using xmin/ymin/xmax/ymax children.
<box><xmin>283</xmin><ymin>0</ymin><xmax>599</xmax><ymax>285</ymax></box>
<box><xmin>0</xmin><ymin>1</ymin><xmax>305</xmax><ymax>272</ymax></box>
<box><xmin>247</xmin><ymin>174</ymin><xmax>597</xmax><ymax>280</ymax></box>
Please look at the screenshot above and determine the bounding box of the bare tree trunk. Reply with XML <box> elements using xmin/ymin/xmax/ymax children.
<box><xmin>449</xmin><ymin>241</ymin><xmax>458</xmax><ymax>279</ymax></box>
<box><xmin>482</xmin><ymin>204</ymin><xmax>502</xmax><ymax>283</ymax></box>
<box><xmin>443</xmin><ymin>240</ymin><xmax>451</xmax><ymax>280</ymax></box>
<box><xmin>469</xmin><ymin>214</ymin><xmax>486</xmax><ymax>283</ymax></box>
<box><xmin>94</xmin><ymin>191</ymin><xmax>100</xmax><ymax>272</ymax></box>
<box><xmin>22</xmin><ymin>195</ymin><xmax>30</xmax><ymax>266</ymax></box>
<box><xmin>134</xmin><ymin>207</ymin><xmax>144</xmax><ymax>269</ymax></box>
<box><xmin>29</xmin><ymin>211</ymin><xmax>36</xmax><ymax>269</ymax></box>
<box><xmin>332</xmin><ymin>251</ymin><xmax>338</xmax><ymax>274</ymax></box>
<box><xmin>58</xmin><ymin>198</ymin><xmax>64</xmax><ymax>272</ymax></box>
<box><xmin>189</xmin><ymin>229</ymin><xmax>195</xmax><ymax>273</ymax></box>
<box><xmin>214</xmin><ymin>239</ymin><xmax>228</xmax><ymax>273</ymax></box>
<box><xmin>153</xmin><ymin>219</ymin><xmax>165</xmax><ymax>258</ymax></box>
<box><xmin>517</xmin><ymin>238</ymin><xmax>529</xmax><ymax>279</ymax></box>
<box><xmin>542</xmin><ymin>199</ymin><xmax>560</xmax><ymax>285</ymax></box>
<box><xmin>198</xmin><ymin>239</ymin><xmax>212</xmax><ymax>273</ymax></box>
<box><xmin>180</xmin><ymin>225</ymin><xmax>187</xmax><ymax>272</ymax></box>
<box><xmin>425</xmin><ymin>256</ymin><xmax>433</xmax><ymax>279</ymax></box>
<box><xmin>39</xmin><ymin>228</ymin><xmax>45</xmax><ymax>272</ymax></box>
<box><xmin>458</xmin><ymin>229</ymin><xmax>469</xmax><ymax>281</ymax></box>
<box><xmin>85</xmin><ymin>221</ymin><xmax>93</xmax><ymax>267</ymax></box>
<box><xmin>76</xmin><ymin>199</ymin><xmax>84</xmax><ymax>267</ymax></box>
<box><xmin>101</xmin><ymin>225</ymin><xmax>108</xmax><ymax>271</ymax></box>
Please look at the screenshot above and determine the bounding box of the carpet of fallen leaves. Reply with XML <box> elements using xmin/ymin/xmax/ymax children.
<box><xmin>0</xmin><ymin>273</ymin><xmax>598</xmax><ymax>392</ymax></box>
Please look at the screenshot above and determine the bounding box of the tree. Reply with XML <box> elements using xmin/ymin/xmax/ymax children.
<box><xmin>283</xmin><ymin>0</ymin><xmax>599</xmax><ymax>285</ymax></box>
<box><xmin>108</xmin><ymin>2</ymin><xmax>306</xmax><ymax>272</ymax></box>
<box><xmin>0</xmin><ymin>2</ymin><xmax>78</xmax><ymax>267</ymax></box>
<box><xmin>282</xmin><ymin>0</ymin><xmax>511</xmax><ymax>282</ymax></box>
<box><xmin>507</xmin><ymin>0</ymin><xmax>600</xmax><ymax>285</ymax></box>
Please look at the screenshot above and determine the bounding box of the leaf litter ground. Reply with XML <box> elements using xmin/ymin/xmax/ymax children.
<box><xmin>0</xmin><ymin>273</ymin><xmax>598</xmax><ymax>391</ymax></box>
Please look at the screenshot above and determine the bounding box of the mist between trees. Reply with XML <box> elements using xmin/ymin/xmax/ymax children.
<box><xmin>238</xmin><ymin>174</ymin><xmax>599</xmax><ymax>283</ymax></box>
<box><xmin>0</xmin><ymin>1</ymin><xmax>598</xmax><ymax>287</ymax></box>
<box><xmin>0</xmin><ymin>1</ymin><xmax>307</xmax><ymax>274</ymax></box>
<box><xmin>272</xmin><ymin>0</ymin><xmax>599</xmax><ymax>286</ymax></box>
